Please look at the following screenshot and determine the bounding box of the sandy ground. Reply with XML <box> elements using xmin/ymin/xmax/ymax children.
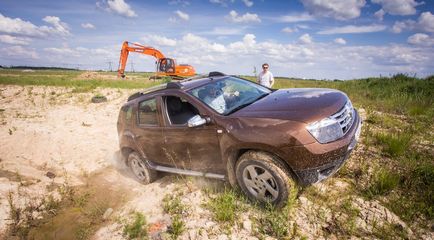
<box><xmin>0</xmin><ymin>85</ymin><xmax>129</xmax><ymax>234</ymax></box>
<box><xmin>0</xmin><ymin>85</ymin><xmax>431</xmax><ymax>240</ymax></box>
<box><xmin>0</xmin><ymin>85</ymin><xmax>227</xmax><ymax>239</ymax></box>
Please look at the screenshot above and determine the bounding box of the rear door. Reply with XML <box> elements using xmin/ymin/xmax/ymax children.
<box><xmin>160</xmin><ymin>93</ymin><xmax>224</xmax><ymax>174</ymax></box>
<box><xmin>133</xmin><ymin>96</ymin><xmax>165</xmax><ymax>162</ymax></box>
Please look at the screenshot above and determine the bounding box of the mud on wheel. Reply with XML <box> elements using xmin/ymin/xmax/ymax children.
<box><xmin>235</xmin><ymin>151</ymin><xmax>296</xmax><ymax>208</ymax></box>
<box><xmin>127</xmin><ymin>152</ymin><xmax>157</xmax><ymax>184</ymax></box>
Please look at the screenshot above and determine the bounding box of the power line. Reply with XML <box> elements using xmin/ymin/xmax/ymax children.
<box><xmin>107</xmin><ymin>61</ymin><xmax>113</xmax><ymax>72</ymax></box>
<box><xmin>130</xmin><ymin>60</ymin><xmax>135</xmax><ymax>73</ymax></box>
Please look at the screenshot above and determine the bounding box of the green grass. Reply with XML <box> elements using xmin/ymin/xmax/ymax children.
<box><xmin>169</xmin><ymin>215</ymin><xmax>184</xmax><ymax>239</ymax></box>
<box><xmin>206</xmin><ymin>188</ymin><xmax>239</xmax><ymax>224</ymax></box>
<box><xmin>273</xmin><ymin>74</ymin><xmax>433</xmax><ymax>116</ymax></box>
<box><xmin>0</xmin><ymin>69</ymin><xmax>163</xmax><ymax>90</ymax></box>
<box><xmin>255</xmin><ymin>187</ymin><xmax>298</xmax><ymax>238</ymax></box>
<box><xmin>162</xmin><ymin>194</ymin><xmax>187</xmax><ymax>216</ymax></box>
<box><xmin>375</xmin><ymin>132</ymin><xmax>412</xmax><ymax>157</ymax></box>
<box><xmin>123</xmin><ymin>212</ymin><xmax>148</xmax><ymax>240</ymax></box>
<box><xmin>162</xmin><ymin>194</ymin><xmax>187</xmax><ymax>239</ymax></box>
<box><xmin>365</xmin><ymin>168</ymin><xmax>400</xmax><ymax>198</ymax></box>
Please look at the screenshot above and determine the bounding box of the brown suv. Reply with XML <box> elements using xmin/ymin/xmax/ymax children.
<box><xmin>117</xmin><ymin>73</ymin><xmax>362</xmax><ymax>206</ymax></box>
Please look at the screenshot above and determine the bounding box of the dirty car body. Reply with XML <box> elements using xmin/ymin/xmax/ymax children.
<box><xmin>117</xmin><ymin>74</ymin><xmax>362</xmax><ymax>206</ymax></box>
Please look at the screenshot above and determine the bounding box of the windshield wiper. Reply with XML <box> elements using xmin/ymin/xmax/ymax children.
<box><xmin>225</xmin><ymin>92</ymin><xmax>269</xmax><ymax>115</ymax></box>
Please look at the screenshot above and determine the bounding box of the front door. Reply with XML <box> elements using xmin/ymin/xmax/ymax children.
<box><xmin>161</xmin><ymin>95</ymin><xmax>224</xmax><ymax>174</ymax></box>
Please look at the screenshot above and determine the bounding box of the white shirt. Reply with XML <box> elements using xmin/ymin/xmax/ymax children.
<box><xmin>257</xmin><ymin>71</ymin><xmax>274</xmax><ymax>88</ymax></box>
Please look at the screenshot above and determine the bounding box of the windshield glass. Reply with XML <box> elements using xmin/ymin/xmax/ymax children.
<box><xmin>188</xmin><ymin>77</ymin><xmax>271</xmax><ymax>115</ymax></box>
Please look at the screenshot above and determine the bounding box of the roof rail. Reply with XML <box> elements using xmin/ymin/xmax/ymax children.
<box><xmin>166</xmin><ymin>81</ymin><xmax>183</xmax><ymax>89</ymax></box>
<box><xmin>208</xmin><ymin>71</ymin><xmax>226</xmax><ymax>77</ymax></box>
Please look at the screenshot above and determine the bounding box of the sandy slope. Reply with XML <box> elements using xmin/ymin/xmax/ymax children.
<box><xmin>0</xmin><ymin>85</ymin><xmax>129</xmax><ymax>235</ymax></box>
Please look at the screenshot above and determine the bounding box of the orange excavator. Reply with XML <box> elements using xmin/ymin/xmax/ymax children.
<box><xmin>117</xmin><ymin>41</ymin><xmax>196</xmax><ymax>79</ymax></box>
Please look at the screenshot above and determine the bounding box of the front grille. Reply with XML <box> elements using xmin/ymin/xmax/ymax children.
<box><xmin>331</xmin><ymin>101</ymin><xmax>354</xmax><ymax>135</ymax></box>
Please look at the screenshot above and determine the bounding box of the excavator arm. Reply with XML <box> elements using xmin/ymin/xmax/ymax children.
<box><xmin>117</xmin><ymin>41</ymin><xmax>165</xmax><ymax>77</ymax></box>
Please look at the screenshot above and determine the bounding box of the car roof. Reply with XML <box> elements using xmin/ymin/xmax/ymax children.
<box><xmin>127</xmin><ymin>73</ymin><xmax>230</xmax><ymax>102</ymax></box>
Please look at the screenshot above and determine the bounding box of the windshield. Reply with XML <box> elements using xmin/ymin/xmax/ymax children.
<box><xmin>188</xmin><ymin>77</ymin><xmax>271</xmax><ymax>115</ymax></box>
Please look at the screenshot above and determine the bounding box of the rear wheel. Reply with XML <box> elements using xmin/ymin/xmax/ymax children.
<box><xmin>128</xmin><ymin>152</ymin><xmax>157</xmax><ymax>184</ymax></box>
<box><xmin>235</xmin><ymin>151</ymin><xmax>296</xmax><ymax>208</ymax></box>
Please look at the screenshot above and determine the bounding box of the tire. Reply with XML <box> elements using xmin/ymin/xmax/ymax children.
<box><xmin>91</xmin><ymin>96</ymin><xmax>107</xmax><ymax>103</ymax></box>
<box><xmin>235</xmin><ymin>151</ymin><xmax>296</xmax><ymax>208</ymax></box>
<box><xmin>127</xmin><ymin>152</ymin><xmax>157</xmax><ymax>184</ymax></box>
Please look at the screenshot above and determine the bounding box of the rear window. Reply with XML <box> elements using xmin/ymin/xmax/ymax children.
<box><xmin>120</xmin><ymin>105</ymin><xmax>133</xmax><ymax>125</ymax></box>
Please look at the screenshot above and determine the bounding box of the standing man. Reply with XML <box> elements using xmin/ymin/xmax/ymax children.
<box><xmin>257</xmin><ymin>63</ymin><xmax>274</xmax><ymax>88</ymax></box>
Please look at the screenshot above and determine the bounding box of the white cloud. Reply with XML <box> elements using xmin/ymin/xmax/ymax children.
<box><xmin>141</xmin><ymin>35</ymin><xmax>177</xmax><ymax>47</ymax></box>
<box><xmin>227</xmin><ymin>10</ymin><xmax>261</xmax><ymax>24</ymax></box>
<box><xmin>242</xmin><ymin>0</ymin><xmax>253</xmax><ymax>7</ymax></box>
<box><xmin>274</xmin><ymin>13</ymin><xmax>315</xmax><ymax>23</ymax></box>
<box><xmin>300</xmin><ymin>0</ymin><xmax>366</xmax><ymax>20</ymax></box>
<box><xmin>407</xmin><ymin>33</ymin><xmax>434</xmax><ymax>47</ymax></box>
<box><xmin>297</xmin><ymin>24</ymin><xmax>310</xmax><ymax>29</ymax></box>
<box><xmin>392</xmin><ymin>11</ymin><xmax>434</xmax><ymax>33</ymax></box>
<box><xmin>299</xmin><ymin>33</ymin><xmax>313</xmax><ymax>44</ymax></box>
<box><xmin>204</xmin><ymin>27</ymin><xmax>244</xmax><ymax>35</ymax></box>
<box><xmin>168</xmin><ymin>0</ymin><xmax>190</xmax><ymax>7</ymax></box>
<box><xmin>374</xmin><ymin>9</ymin><xmax>385</xmax><ymax>21</ymax></box>
<box><xmin>318</xmin><ymin>24</ymin><xmax>386</xmax><ymax>34</ymax></box>
<box><xmin>371</xmin><ymin>0</ymin><xmax>422</xmax><ymax>16</ymax></box>
<box><xmin>0</xmin><ymin>14</ymin><xmax>43</xmax><ymax>37</ymax></box>
<box><xmin>0</xmin><ymin>35</ymin><xmax>31</xmax><ymax>45</ymax></box>
<box><xmin>97</xmin><ymin>0</ymin><xmax>137</xmax><ymax>18</ymax></box>
<box><xmin>209</xmin><ymin>0</ymin><xmax>234</xmax><ymax>7</ymax></box>
<box><xmin>392</xmin><ymin>20</ymin><xmax>413</xmax><ymax>33</ymax></box>
<box><xmin>0</xmin><ymin>45</ymin><xmax>39</xmax><ymax>59</ymax></box>
<box><xmin>81</xmin><ymin>23</ymin><xmax>95</xmax><ymax>29</ymax></box>
<box><xmin>175</xmin><ymin>10</ymin><xmax>189</xmax><ymax>21</ymax></box>
<box><xmin>0</xmin><ymin>13</ymin><xmax>70</xmax><ymax>38</ymax></box>
<box><xmin>44</xmin><ymin>46</ymin><xmax>113</xmax><ymax>58</ymax></box>
<box><xmin>334</xmin><ymin>38</ymin><xmax>347</xmax><ymax>44</ymax></box>
<box><xmin>282</xmin><ymin>27</ymin><xmax>297</xmax><ymax>34</ymax></box>
<box><xmin>418</xmin><ymin>12</ymin><xmax>434</xmax><ymax>32</ymax></box>
<box><xmin>6</xmin><ymin>32</ymin><xmax>433</xmax><ymax>79</ymax></box>
<box><xmin>42</xmin><ymin>16</ymin><xmax>70</xmax><ymax>36</ymax></box>
<box><xmin>168</xmin><ymin>33</ymin><xmax>434</xmax><ymax>79</ymax></box>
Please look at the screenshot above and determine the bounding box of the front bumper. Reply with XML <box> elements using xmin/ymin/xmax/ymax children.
<box><xmin>294</xmin><ymin>113</ymin><xmax>362</xmax><ymax>186</ymax></box>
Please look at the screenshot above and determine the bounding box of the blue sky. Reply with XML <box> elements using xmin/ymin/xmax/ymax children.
<box><xmin>1</xmin><ymin>0</ymin><xmax>433</xmax><ymax>79</ymax></box>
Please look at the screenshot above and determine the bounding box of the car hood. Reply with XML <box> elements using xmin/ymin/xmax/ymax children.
<box><xmin>231</xmin><ymin>88</ymin><xmax>348</xmax><ymax>123</ymax></box>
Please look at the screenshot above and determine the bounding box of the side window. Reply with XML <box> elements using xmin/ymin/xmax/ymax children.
<box><xmin>121</xmin><ymin>105</ymin><xmax>133</xmax><ymax>125</ymax></box>
<box><xmin>126</xmin><ymin>106</ymin><xmax>132</xmax><ymax>121</ymax></box>
<box><xmin>138</xmin><ymin>98</ymin><xmax>158</xmax><ymax>125</ymax></box>
<box><xmin>165</xmin><ymin>96</ymin><xmax>199</xmax><ymax>125</ymax></box>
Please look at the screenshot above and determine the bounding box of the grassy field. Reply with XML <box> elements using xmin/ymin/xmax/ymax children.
<box><xmin>1</xmin><ymin>69</ymin><xmax>433</xmax><ymax>238</ymax></box>
<box><xmin>0</xmin><ymin>69</ymin><xmax>164</xmax><ymax>91</ymax></box>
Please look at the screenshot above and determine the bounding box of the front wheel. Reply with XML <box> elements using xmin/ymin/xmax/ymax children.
<box><xmin>235</xmin><ymin>151</ymin><xmax>296</xmax><ymax>208</ymax></box>
<box><xmin>127</xmin><ymin>152</ymin><xmax>157</xmax><ymax>184</ymax></box>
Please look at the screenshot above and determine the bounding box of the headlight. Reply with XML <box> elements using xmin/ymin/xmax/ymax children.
<box><xmin>307</xmin><ymin>117</ymin><xmax>343</xmax><ymax>144</ymax></box>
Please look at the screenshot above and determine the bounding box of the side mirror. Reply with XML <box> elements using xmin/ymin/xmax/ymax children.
<box><xmin>188</xmin><ymin>115</ymin><xmax>207</xmax><ymax>128</ymax></box>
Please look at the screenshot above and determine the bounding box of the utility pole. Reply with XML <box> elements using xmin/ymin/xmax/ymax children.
<box><xmin>130</xmin><ymin>60</ymin><xmax>135</xmax><ymax>73</ymax></box>
<box><xmin>253</xmin><ymin>66</ymin><xmax>257</xmax><ymax>77</ymax></box>
<box><xmin>107</xmin><ymin>61</ymin><xmax>113</xmax><ymax>72</ymax></box>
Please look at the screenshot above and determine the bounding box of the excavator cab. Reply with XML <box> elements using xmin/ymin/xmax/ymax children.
<box><xmin>157</xmin><ymin>58</ymin><xmax>175</xmax><ymax>74</ymax></box>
